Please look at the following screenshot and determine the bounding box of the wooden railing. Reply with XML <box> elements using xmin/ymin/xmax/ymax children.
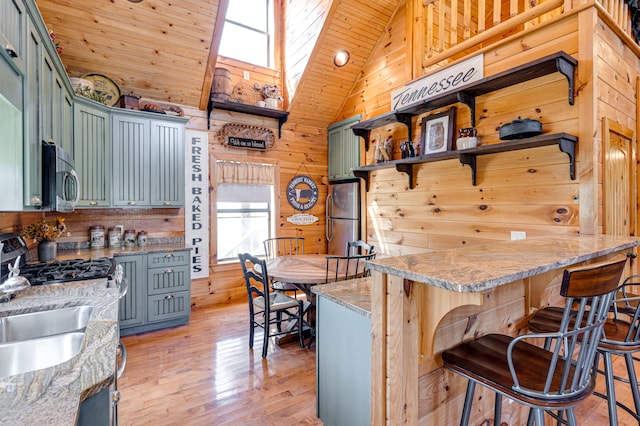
<box><xmin>421</xmin><ymin>0</ymin><xmax>634</xmax><ymax>69</ymax></box>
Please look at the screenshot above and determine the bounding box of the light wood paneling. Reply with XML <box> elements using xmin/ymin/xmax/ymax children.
<box><xmin>37</xmin><ymin>0</ymin><xmax>221</xmax><ymax>106</ymax></box>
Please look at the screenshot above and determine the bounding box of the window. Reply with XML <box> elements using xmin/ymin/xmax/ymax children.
<box><xmin>217</xmin><ymin>184</ymin><xmax>274</xmax><ymax>260</ymax></box>
<box><xmin>219</xmin><ymin>0</ymin><xmax>275</xmax><ymax>68</ymax></box>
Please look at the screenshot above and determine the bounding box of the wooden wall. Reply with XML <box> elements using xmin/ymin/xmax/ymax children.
<box><xmin>335</xmin><ymin>4</ymin><xmax>639</xmax><ymax>423</ymax></box>
<box><xmin>339</xmin><ymin>6</ymin><xmax>583</xmax><ymax>257</ymax></box>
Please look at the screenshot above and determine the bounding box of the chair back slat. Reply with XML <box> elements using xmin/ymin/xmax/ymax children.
<box><xmin>345</xmin><ymin>240</ymin><xmax>375</xmax><ymax>256</ymax></box>
<box><xmin>239</xmin><ymin>252</ymin><xmax>272</xmax><ymax>308</ymax></box>
<box><xmin>509</xmin><ymin>256</ymin><xmax>628</xmax><ymax>400</ymax></box>
<box><xmin>325</xmin><ymin>252</ymin><xmax>377</xmax><ymax>283</ymax></box>
<box><xmin>263</xmin><ymin>237</ymin><xmax>304</xmax><ymax>259</ymax></box>
<box><xmin>607</xmin><ymin>274</ymin><xmax>640</xmax><ymax>345</ymax></box>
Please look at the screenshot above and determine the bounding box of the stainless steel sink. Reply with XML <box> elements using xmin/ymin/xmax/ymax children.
<box><xmin>0</xmin><ymin>332</ymin><xmax>85</xmax><ymax>377</ymax></box>
<box><xmin>0</xmin><ymin>305</ymin><xmax>93</xmax><ymax>343</ymax></box>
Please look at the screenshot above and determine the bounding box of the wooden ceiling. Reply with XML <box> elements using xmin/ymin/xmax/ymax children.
<box><xmin>37</xmin><ymin>0</ymin><xmax>400</xmax><ymax>128</ymax></box>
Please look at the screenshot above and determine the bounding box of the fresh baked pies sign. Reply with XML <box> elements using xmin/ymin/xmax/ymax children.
<box><xmin>220</xmin><ymin>123</ymin><xmax>275</xmax><ymax>150</ymax></box>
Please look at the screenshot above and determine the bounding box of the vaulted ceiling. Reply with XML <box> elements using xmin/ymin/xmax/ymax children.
<box><xmin>36</xmin><ymin>0</ymin><xmax>400</xmax><ymax>128</ymax></box>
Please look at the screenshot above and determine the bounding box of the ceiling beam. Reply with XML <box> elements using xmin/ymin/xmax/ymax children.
<box><xmin>199</xmin><ymin>0</ymin><xmax>230</xmax><ymax>110</ymax></box>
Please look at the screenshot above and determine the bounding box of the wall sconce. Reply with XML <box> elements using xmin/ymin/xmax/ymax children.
<box><xmin>334</xmin><ymin>50</ymin><xmax>350</xmax><ymax>67</ymax></box>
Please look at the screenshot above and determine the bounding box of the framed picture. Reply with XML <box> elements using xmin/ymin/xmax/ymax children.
<box><xmin>420</xmin><ymin>107</ymin><xmax>456</xmax><ymax>155</ymax></box>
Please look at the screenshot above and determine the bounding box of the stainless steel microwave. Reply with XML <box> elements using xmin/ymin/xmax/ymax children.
<box><xmin>42</xmin><ymin>141</ymin><xmax>80</xmax><ymax>212</ymax></box>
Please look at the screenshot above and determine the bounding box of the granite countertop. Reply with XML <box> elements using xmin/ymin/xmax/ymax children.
<box><xmin>0</xmin><ymin>279</ymin><xmax>119</xmax><ymax>425</ymax></box>
<box><xmin>312</xmin><ymin>277</ymin><xmax>372</xmax><ymax>318</ymax></box>
<box><xmin>367</xmin><ymin>235</ymin><xmax>640</xmax><ymax>293</ymax></box>
<box><xmin>56</xmin><ymin>243</ymin><xmax>190</xmax><ymax>261</ymax></box>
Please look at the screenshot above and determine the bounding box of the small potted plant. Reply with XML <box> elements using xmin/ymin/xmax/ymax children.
<box><xmin>21</xmin><ymin>217</ymin><xmax>69</xmax><ymax>262</ymax></box>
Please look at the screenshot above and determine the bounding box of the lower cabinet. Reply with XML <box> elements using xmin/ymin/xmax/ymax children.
<box><xmin>316</xmin><ymin>295</ymin><xmax>371</xmax><ymax>425</ymax></box>
<box><xmin>117</xmin><ymin>249</ymin><xmax>191</xmax><ymax>336</ymax></box>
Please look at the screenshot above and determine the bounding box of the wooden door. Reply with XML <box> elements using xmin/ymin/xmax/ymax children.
<box><xmin>602</xmin><ymin>117</ymin><xmax>636</xmax><ymax>238</ymax></box>
<box><xmin>602</xmin><ymin>118</ymin><xmax>635</xmax><ymax>236</ymax></box>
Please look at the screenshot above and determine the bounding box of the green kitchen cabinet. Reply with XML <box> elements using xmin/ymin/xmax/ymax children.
<box><xmin>0</xmin><ymin>50</ymin><xmax>24</xmax><ymax>211</ymax></box>
<box><xmin>328</xmin><ymin>115</ymin><xmax>361</xmax><ymax>181</ymax></box>
<box><xmin>116</xmin><ymin>254</ymin><xmax>146</xmax><ymax>330</ymax></box>
<box><xmin>74</xmin><ymin>97</ymin><xmax>111</xmax><ymax>208</ymax></box>
<box><xmin>150</xmin><ymin>120</ymin><xmax>185</xmax><ymax>207</ymax></box>
<box><xmin>146</xmin><ymin>250</ymin><xmax>191</xmax><ymax>323</ymax></box>
<box><xmin>23</xmin><ymin>20</ymin><xmax>42</xmax><ymax>208</ymax></box>
<box><xmin>112</xmin><ymin>110</ymin><xmax>186</xmax><ymax>208</ymax></box>
<box><xmin>22</xmin><ymin>3</ymin><xmax>73</xmax><ymax>210</ymax></box>
<box><xmin>111</xmin><ymin>114</ymin><xmax>151</xmax><ymax>208</ymax></box>
<box><xmin>41</xmin><ymin>49</ymin><xmax>73</xmax><ymax>154</ymax></box>
<box><xmin>0</xmin><ymin>0</ymin><xmax>27</xmax><ymax>73</ymax></box>
<box><xmin>119</xmin><ymin>250</ymin><xmax>191</xmax><ymax>336</ymax></box>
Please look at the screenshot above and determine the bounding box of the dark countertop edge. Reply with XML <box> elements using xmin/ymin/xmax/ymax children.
<box><xmin>366</xmin><ymin>236</ymin><xmax>640</xmax><ymax>293</ymax></box>
<box><xmin>312</xmin><ymin>277</ymin><xmax>372</xmax><ymax>318</ymax></box>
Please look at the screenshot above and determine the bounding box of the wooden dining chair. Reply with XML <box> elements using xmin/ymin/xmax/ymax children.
<box><xmin>442</xmin><ymin>256</ymin><xmax>627</xmax><ymax>426</ymax></box>
<box><xmin>529</xmin><ymin>266</ymin><xmax>640</xmax><ymax>425</ymax></box>
<box><xmin>263</xmin><ymin>237</ymin><xmax>305</xmax><ymax>298</ymax></box>
<box><xmin>238</xmin><ymin>253</ymin><xmax>305</xmax><ymax>358</ymax></box>
<box><xmin>345</xmin><ymin>240</ymin><xmax>375</xmax><ymax>256</ymax></box>
<box><xmin>325</xmin><ymin>251</ymin><xmax>377</xmax><ymax>283</ymax></box>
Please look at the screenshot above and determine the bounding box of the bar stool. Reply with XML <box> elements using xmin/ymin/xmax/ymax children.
<box><xmin>442</xmin><ymin>256</ymin><xmax>627</xmax><ymax>426</ymax></box>
<box><xmin>529</xmin><ymin>272</ymin><xmax>640</xmax><ymax>425</ymax></box>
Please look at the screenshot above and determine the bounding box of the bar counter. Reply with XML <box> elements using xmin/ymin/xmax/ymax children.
<box><xmin>366</xmin><ymin>235</ymin><xmax>640</xmax><ymax>424</ymax></box>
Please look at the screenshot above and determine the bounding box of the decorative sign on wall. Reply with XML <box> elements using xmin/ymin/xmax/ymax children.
<box><xmin>287</xmin><ymin>213</ymin><xmax>319</xmax><ymax>225</ymax></box>
<box><xmin>220</xmin><ymin>123</ymin><xmax>275</xmax><ymax>151</ymax></box>
<box><xmin>390</xmin><ymin>54</ymin><xmax>484</xmax><ymax>110</ymax></box>
<box><xmin>185</xmin><ymin>130</ymin><xmax>209</xmax><ymax>279</ymax></box>
<box><xmin>286</xmin><ymin>175</ymin><xmax>319</xmax><ymax>212</ymax></box>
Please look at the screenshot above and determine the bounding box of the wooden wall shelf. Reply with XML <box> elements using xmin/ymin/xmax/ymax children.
<box><xmin>350</xmin><ymin>51</ymin><xmax>577</xmax><ymax>151</ymax></box>
<box><xmin>207</xmin><ymin>99</ymin><xmax>289</xmax><ymax>137</ymax></box>
<box><xmin>351</xmin><ymin>133</ymin><xmax>577</xmax><ymax>191</ymax></box>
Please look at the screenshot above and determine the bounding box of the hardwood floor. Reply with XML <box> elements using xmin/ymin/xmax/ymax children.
<box><xmin>118</xmin><ymin>302</ymin><xmax>321</xmax><ymax>425</ymax></box>
<box><xmin>119</xmin><ymin>302</ymin><xmax>639</xmax><ymax>425</ymax></box>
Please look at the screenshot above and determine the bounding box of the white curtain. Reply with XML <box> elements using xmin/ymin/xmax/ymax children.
<box><xmin>215</xmin><ymin>160</ymin><xmax>275</xmax><ymax>185</ymax></box>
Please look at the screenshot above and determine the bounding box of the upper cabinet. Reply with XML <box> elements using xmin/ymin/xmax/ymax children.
<box><xmin>0</xmin><ymin>0</ymin><xmax>27</xmax><ymax>73</ymax></box>
<box><xmin>1</xmin><ymin>0</ymin><xmax>74</xmax><ymax>210</ymax></box>
<box><xmin>74</xmin><ymin>97</ymin><xmax>111</xmax><ymax>208</ymax></box>
<box><xmin>112</xmin><ymin>110</ymin><xmax>186</xmax><ymax>208</ymax></box>
<box><xmin>328</xmin><ymin>115</ymin><xmax>361</xmax><ymax>182</ymax></box>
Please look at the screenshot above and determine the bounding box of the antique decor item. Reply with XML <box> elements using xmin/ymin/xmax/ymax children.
<box><xmin>499</xmin><ymin>117</ymin><xmax>542</xmax><ymax>140</ymax></box>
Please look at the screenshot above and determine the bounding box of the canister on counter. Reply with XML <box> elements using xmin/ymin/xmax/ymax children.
<box><xmin>90</xmin><ymin>225</ymin><xmax>105</xmax><ymax>249</ymax></box>
<box><xmin>137</xmin><ymin>230</ymin><xmax>148</xmax><ymax>246</ymax></box>
<box><xmin>124</xmin><ymin>229</ymin><xmax>137</xmax><ymax>247</ymax></box>
<box><xmin>108</xmin><ymin>227</ymin><xmax>122</xmax><ymax>247</ymax></box>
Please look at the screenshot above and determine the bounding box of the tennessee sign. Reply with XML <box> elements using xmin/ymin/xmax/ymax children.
<box><xmin>286</xmin><ymin>175</ymin><xmax>319</xmax><ymax>211</ymax></box>
<box><xmin>391</xmin><ymin>54</ymin><xmax>484</xmax><ymax>110</ymax></box>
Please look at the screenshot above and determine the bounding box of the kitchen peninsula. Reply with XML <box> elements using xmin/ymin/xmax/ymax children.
<box><xmin>363</xmin><ymin>234</ymin><xmax>639</xmax><ymax>424</ymax></box>
<box><xmin>0</xmin><ymin>280</ymin><xmax>119</xmax><ymax>425</ymax></box>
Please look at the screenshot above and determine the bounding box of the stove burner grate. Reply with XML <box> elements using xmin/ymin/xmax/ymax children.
<box><xmin>19</xmin><ymin>258</ymin><xmax>115</xmax><ymax>285</ymax></box>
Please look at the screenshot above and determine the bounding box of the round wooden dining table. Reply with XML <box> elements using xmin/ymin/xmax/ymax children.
<box><xmin>264</xmin><ymin>254</ymin><xmax>329</xmax><ymax>286</ymax></box>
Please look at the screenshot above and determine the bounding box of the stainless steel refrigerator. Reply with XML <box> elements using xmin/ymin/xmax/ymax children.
<box><xmin>326</xmin><ymin>181</ymin><xmax>360</xmax><ymax>255</ymax></box>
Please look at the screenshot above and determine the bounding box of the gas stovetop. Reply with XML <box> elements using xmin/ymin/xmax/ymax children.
<box><xmin>19</xmin><ymin>257</ymin><xmax>115</xmax><ymax>285</ymax></box>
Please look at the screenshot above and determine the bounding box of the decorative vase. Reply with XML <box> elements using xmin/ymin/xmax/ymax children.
<box><xmin>265</xmin><ymin>98</ymin><xmax>278</xmax><ymax>109</ymax></box>
<box><xmin>38</xmin><ymin>241</ymin><xmax>57</xmax><ymax>262</ymax></box>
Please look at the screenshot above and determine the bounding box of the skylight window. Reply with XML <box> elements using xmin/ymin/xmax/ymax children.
<box><xmin>219</xmin><ymin>0</ymin><xmax>274</xmax><ymax>69</ymax></box>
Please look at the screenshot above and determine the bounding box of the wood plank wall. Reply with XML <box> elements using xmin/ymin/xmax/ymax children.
<box><xmin>340</xmin><ymin>6</ymin><xmax>582</xmax><ymax>257</ymax></box>
<box><xmin>335</xmin><ymin>3</ymin><xmax>638</xmax><ymax>423</ymax></box>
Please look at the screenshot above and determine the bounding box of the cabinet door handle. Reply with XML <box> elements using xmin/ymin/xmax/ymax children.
<box><xmin>164</xmin><ymin>294</ymin><xmax>174</xmax><ymax>300</ymax></box>
<box><xmin>90</xmin><ymin>201</ymin><xmax>98</xmax><ymax>205</ymax></box>
<box><xmin>5</xmin><ymin>44</ymin><xmax>17</xmax><ymax>58</ymax></box>
<box><xmin>32</xmin><ymin>196</ymin><xmax>41</xmax><ymax>204</ymax></box>
<box><xmin>163</xmin><ymin>201</ymin><xmax>172</xmax><ymax>206</ymax></box>
<box><xmin>164</xmin><ymin>253</ymin><xmax>174</xmax><ymax>258</ymax></box>
<box><xmin>128</xmin><ymin>201</ymin><xmax>137</xmax><ymax>205</ymax></box>
<box><xmin>164</xmin><ymin>268</ymin><xmax>174</xmax><ymax>274</ymax></box>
